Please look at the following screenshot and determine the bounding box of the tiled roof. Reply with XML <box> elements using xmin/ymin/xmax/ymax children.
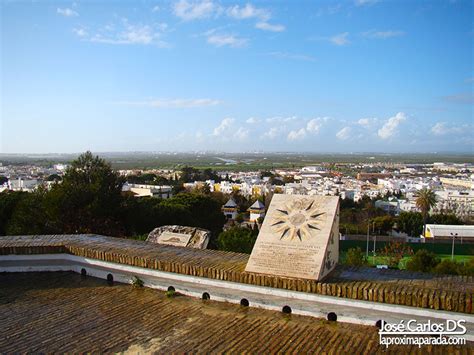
<box><xmin>249</xmin><ymin>200</ymin><xmax>265</xmax><ymax>209</ymax></box>
<box><xmin>2</xmin><ymin>272</ymin><xmax>471</xmax><ymax>353</ymax></box>
<box><xmin>223</xmin><ymin>198</ymin><xmax>237</xmax><ymax>208</ymax></box>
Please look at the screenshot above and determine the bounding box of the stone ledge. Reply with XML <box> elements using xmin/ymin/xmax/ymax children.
<box><xmin>0</xmin><ymin>234</ymin><xmax>472</xmax><ymax>314</ymax></box>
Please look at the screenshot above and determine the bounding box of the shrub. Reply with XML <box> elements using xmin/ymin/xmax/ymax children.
<box><xmin>405</xmin><ymin>249</ymin><xmax>440</xmax><ymax>273</ymax></box>
<box><xmin>131</xmin><ymin>275</ymin><xmax>144</xmax><ymax>288</ymax></box>
<box><xmin>464</xmin><ymin>258</ymin><xmax>474</xmax><ymax>276</ymax></box>
<box><xmin>235</xmin><ymin>213</ymin><xmax>245</xmax><ymax>223</ymax></box>
<box><xmin>217</xmin><ymin>227</ymin><xmax>257</xmax><ymax>254</ymax></box>
<box><xmin>433</xmin><ymin>259</ymin><xmax>463</xmax><ymax>275</ymax></box>
<box><xmin>380</xmin><ymin>241</ymin><xmax>414</xmax><ymax>269</ymax></box>
<box><xmin>165</xmin><ymin>290</ymin><xmax>176</xmax><ymax>298</ymax></box>
<box><xmin>345</xmin><ymin>247</ymin><xmax>367</xmax><ymax>267</ymax></box>
<box><xmin>434</xmin><ymin>259</ymin><xmax>474</xmax><ymax>276</ymax></box>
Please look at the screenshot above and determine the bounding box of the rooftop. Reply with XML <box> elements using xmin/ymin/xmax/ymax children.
<box><xmin>1</xmin><ymin>272</ymin><xmax>471</xmax><ymax>353</ymax></box>
<box><xmin>1</xmin><ymin>234</ymin><xmax>472</xmax><ymax>313</ymax></box>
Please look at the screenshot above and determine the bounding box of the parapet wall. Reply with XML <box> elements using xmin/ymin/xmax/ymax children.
<box><xmin>0</xmin><ymin>234</ymin><xmax>472</xmax><ymax>314</ymax></box>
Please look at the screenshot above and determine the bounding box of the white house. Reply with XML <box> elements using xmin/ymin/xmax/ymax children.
<box><xmin>247</xmin><ymin>200</ymin><xmax>265</xmax><ymax>222</ymax></box>
<box><xmin>375</xmin><ymin>198</ymin><xmax>401</xmax><ymax>216</ymax></box>
<box><xmin>222</xmin><ymin>198</ymin><xmax>238</xmax><ymax>220</ymax></box>
<box><xmin>122</xmin><ymin>183</ymin><xmax>173</xmax><ymax>198</ymax></box>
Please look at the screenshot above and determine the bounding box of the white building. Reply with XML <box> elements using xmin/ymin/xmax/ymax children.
<box><xmin>434</xmin><ymin>190</ymin><xmax>474</xmax><ymax>218</ymax></box>
<box><xmin>122</xmin><ymin>183</ymin><xmax>173</xmax><ymax>198</ymax></box>
<box><xmin>247</xmin><ymin>200</ymin><xmax>265</xmax><ymax>222</ymax></box>
<box><xmin>375</xmin><ymin>198</ymin><xmax>401</xmax><ymax>216</ymax></box>
<box><xmin>8</xmin><ymin>178</ymin><xmax>39</xmax><ymax>192</ymax></box>
<box><xmin>424</xmin><ymin>224</ymin><xmax>474</xmax><ymax>242</ymax></box>
<box><xmin>222</xmin><ymin>198</ymin><xmax>238</xmax><ymax>220</ymax></box>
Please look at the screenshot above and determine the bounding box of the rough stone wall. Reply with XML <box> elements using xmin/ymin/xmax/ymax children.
<box><xmin>0</xmin><ymin>234</ymin><xmax>472</xmax><ymax>314</ymax></box>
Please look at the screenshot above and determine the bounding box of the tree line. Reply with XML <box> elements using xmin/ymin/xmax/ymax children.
<box><xmin>0</xmin><ymin>152</ymin><xmax>226</xmax><ymax>248</ymax></box>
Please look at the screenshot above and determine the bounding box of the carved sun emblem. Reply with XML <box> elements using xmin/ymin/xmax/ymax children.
<box><xmin>271</xmin><ymin>199</ymin><xmax>325</xmax><ymax>241</ymax></box>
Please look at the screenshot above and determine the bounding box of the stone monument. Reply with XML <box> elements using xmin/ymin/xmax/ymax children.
<box><xmin>147</xmin><ymin>225</ymin><xmax>211</xmax><ymax>249</ymax></box>
<box><xmin>245</xmin><ymin>195</ymin><xmax>339</xmax><ymax>280</ymax></box>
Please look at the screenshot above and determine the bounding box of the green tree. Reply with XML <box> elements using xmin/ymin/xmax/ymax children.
<box><xmin>235</xmin><ymin>213</ymin><xmax>244</xmax><ymax>223</ymax></box>
<box><xmin>429</xmin><ymin>213</ymin><xmax>462</xmax><ymax>225</ymax></box>
<box><xmin>414</xmin><ymin>188</ymin><xmax>437</xmax><ymax>236</ymax></box>
<box><xmin>396</xmin><ymin>211</ymin><xmax>424</xmax><ymax>237</ymax></box>
<box><xmin>372</xmin><ymin>215</ymin><xmax>395</xmax><ymax>235</ymax></box>
<box><xmin>195</xmin><ymin>183</ymin><xmax>211</xmax><ymax>195</ymax></box>
<box><xmin>5</xmin><ymin>189</ymin><xmax>49</xmax><ymax>235</ymax></box>
<box><xmin>405</xmin><ymin>249</ymin><xmax>440</xmax><ymax>273</ymax></box>
<box><xmin>217</xmin><ymin>226</ymin><xmax>257</xmax><ymax>254</ymax></box>
<box><xmin>123</xmin><ymin>196</ymin><xmax>192</xmax><ymax>237</ymax></box>
<box><xmin>46</xmin><ymin>174</ymin><xmax>62</xmax><ymax>182</ymax></box>
<box><xmin>433</xmin><ymin>259</ymin><xmax>462</xmax><ymax>275</ymax></box>
<box><xmin>0</xmin><ymin>191</ymin><xmax>29</xmax><ymax>235</ymax></box>
<box><xmin>380</xmin><ymin>241</ymin><xmax>413</xmax><ymax>268</ymax></box>
<box><xmin>46</xmin><ymin>151</ymin><xmax>125</xmax><ymax>236</ymax></box>
<box><xmin>161</xmin><ymin>192</ymin><xmax>226</xmax><ymax>246</ymax></box>
<box><xmin>344</xmin><ymin>247</ymin><xmax>367</xmax><ymax>267</ymax></box>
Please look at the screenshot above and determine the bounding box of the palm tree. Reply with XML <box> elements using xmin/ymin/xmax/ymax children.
<box><xmin>414</xmin><ymin>188</ymin><xmax>437</xmax><ymax>237</ymax></box>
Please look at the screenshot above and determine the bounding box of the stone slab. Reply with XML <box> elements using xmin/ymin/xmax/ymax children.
<box><xmin>245</xmin><ymin>194</ymin><xmax>339</xmax><ymax>280</ymax></box>
<box><xmin>147</xmin><ymin>225</ymin><xmax>211</xmax><ymax>249</ymax></box>
<box><xmin>157</xmin><ymin>231</ymin><xmax>192</xmax><ymax>247</ymax></box>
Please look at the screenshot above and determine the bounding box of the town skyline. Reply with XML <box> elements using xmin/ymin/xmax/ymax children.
<box><xmin>2</xmin><ymin>0</ymin><xmax>473</xmax><ymax>154</ymax></box>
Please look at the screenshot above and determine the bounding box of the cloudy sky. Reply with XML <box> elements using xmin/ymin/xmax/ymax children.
<box><xmin>1</xmin><ymin>0</ymin><xmax>473</xmax><ymax>153</ymax></box>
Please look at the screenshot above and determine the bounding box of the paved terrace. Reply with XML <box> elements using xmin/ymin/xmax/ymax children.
<box><xmin>1</xmin><ymin>272</ymin><xmax>472</xmax><ymax>353</ymax></box>
<box><xmin>0</xmin><ymin>234</ymin><xmax>472</xmax><ymax>313</ymax></box>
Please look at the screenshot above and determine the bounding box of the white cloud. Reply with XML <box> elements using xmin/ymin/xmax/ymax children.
<box><xmin>207</xmin><ymin>34</ymin><xmax>247</xmax><ymax>47</ymax></box>
<box><xmin>116</xmin><ymin>98</ymin><xmax>220</xmax><ymax>108</ymax></box>
<box><xmin>264</xmin><ymin>117</ymin><xmax>329</xmax><ymax>142</ymax></box>
<box><xmin>226</xmin><ymin>4</ymin><xmax>270</xmax><ymax>21</ymax></box>
<box><xmin>430</xmin><ymin>122</ymin><xmax>468</xmax><ymax>136</ymax></box>
<box><xmin>355</xmin><ymin>0</ymin><xmax>379</xmax><ymax>6</ymax></box>
<box><xmin>79</xmin><ymin>20</ymin><xmax>169</xmax><ymax>46</ymax></box>
<box><xmin>57</xmin><ymin>8</ymin><xmax>78</xmax><ymax>17</ymax></box>
<box><xmin>211</xmin><ymin>119</ymin><xmax>248</xmax><ymax>141</ymax></box>
<box><xmin>262</xmin><ymin>127</ymin><xmax>283</xmax><ymax>139</ymax></box>
<box><xmin>330</xmin><ymin>32</ymin><xmax>349</xmax><ymax>46</ymax></box>
<box><xmin>213</xmin><ymin>117</ymin><xmax>234</xmax><ymax>136</ymax></box>
<box><xmin>357</xmin><ymin>117</ymin><xmax>377</xmax><ymax>127</ymax></box>
<box><xmin>336</xmin><ymin>126</ymin><xmax>351</xmax><ymax>140</ymax></box>
<box><xmin>431</xmin><ymin>122</ymin><xmax>448</xmax><ymax>136</ymax></box>
<box><xmin>234</xmin><ymin>127</ymin><xmax>249</xmax><ymax>140</ymax></box>
<box><xmin>377</xmin><ymin>112</ymin><xmax>407</xmax><ymax>139</ymax></box>
<box><xmin>255</xmin><ymin>22</ymin><xmax>285</xmax><ymax>32</ymax></box>
<box><xmin>173</xmin><ymin>0</ymin><xmax>219</xmax><ymax>21</ymax></box>
<box><xmin>246</xmin><ymin>117</ymin><xmax>259</xmax><ymax>124</ymax></box>
<box><xmin>152</xmin><ymin>5</ymin><xmax>160</xmax><ymax>12</ymax></box>
<box><xmin>362</xmin><ymin>30</ymin><xmax>405</xmax><ymax>39</ymax></box>
<box><xmin>288</xmin><ymin>128</ymin><xmax>306</xmax><ymax>141</ymax></box>
<box><xmin>306</xmin><ymin>117</ymin><xmax>329</xmax><ymax>133</ymax></box>
<box><xmin>73</xmin><ymin>28</ymin><xmax>87</xmax><ymax>37</ymax></box>
<box><xmin>357</xmin><ymin>118</ymin><xmax>370</xmax><ymax>126</ymax></box>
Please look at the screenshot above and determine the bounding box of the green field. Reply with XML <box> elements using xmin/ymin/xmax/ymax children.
<box><xmin>339</xmin><ymin>251</ymin><xmax>474</xmax><ymax>270</ymax></box>
<box><xmin>1</xmin><ymin>152</ymin><xmax>473</xmax><ymax>170</ymax></box>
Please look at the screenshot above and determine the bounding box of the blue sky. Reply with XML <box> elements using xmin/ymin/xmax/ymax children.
<box><xmin>1</xmin><ymin>0</ymin><xmax>473</xmax><ymax>153</ymax></box>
